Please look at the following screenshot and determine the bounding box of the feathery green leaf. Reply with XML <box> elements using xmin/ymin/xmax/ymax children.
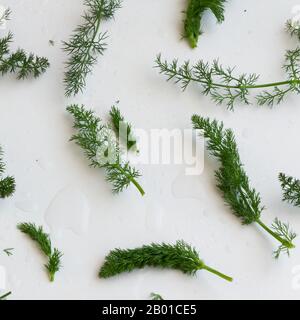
<box><xmin>155</xmin><ymin>47</ymin><xmax>300</xmax><ymax>109</ymax></box>
<box><xmin>286</xmin><ymin>19</ymin><xmax>300</xmax><ymax>41</ymax></box>
<box><xmin>184</xmin><ymin>0</ymin><xmax>227</xmax><ymax>48</ymax></box>
<box><xmin>150</xmin><ymin>293</ymin><xmax>164</xmax><ymax>300</ymax></box>
<box><xmin>67</xmin><ymin>104</ymin><xmax>144</xmax><ymax>195</ymax></box>
<box><xmin>3</xmin><ymin>248</ymin><xmax>13</xmax><ymax>256</ymax></box>
<box><xmin>63</xmin><ymin>0</ymin><xmax>122</xmax><ymax>96</ymax></box>
<box><xmin>99</xmin><ymin>240</ymin><xmax>233</xmax><ymax>282</ymax></box>
<box><xmin>0</xmin><ymin>146</ymin><xmax>15</xmax><ymax>199</ymax></box>
<box><xmin>279</xmin><ymin>173</ymin><xmax>300</xmax><ymax>207</ymax></box>
<box><xmin>0</xmin><ymin>32</ymin><xmax>49</xmax><ymax>79</ymax></box>
<box><xmin>17</xmin><ymin>223</ymin><xmax>62</xmax><ymax>282</ymax></box>
<box><xmin>192</xmin><ymin>115</ymin><xmax>296</xmax><ymax>257</ymax></box>
<box><xmin>109</xmin><ymin>105</ymin><xmax>138</xmax><ymax>152</ymax></box>
<box><xmin>0</xmin><ymin>7</ymin><xmax>11</xmax><ymax>26</ymax></box>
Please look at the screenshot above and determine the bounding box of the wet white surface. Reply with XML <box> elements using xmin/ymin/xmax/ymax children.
<box><xmin>0</xmin><ymin>0</ymin><xmax>300</xmax><ymax>299</ymax></box>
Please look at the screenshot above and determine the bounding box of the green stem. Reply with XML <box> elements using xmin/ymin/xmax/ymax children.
<box><xmin>73</xmin><ymin>6</ymin><xmax>103</xmax><ymax>85</ymax></box>
<box><xmin>0</xmin><ymin>291</ymin><xmax>11</xmax><ymax>300</ymax></box>
<box><xmin>257</xmin><ymin>219</ymin><xmax>295</xmax><ymax>249</ymax></box>
<box><xmin>82</xmin><ymin>17</ymin><xmax>102</xmax><ymax>63</ymax></box>
<box><xmin>163</xmin><ymin>65</ymin><xmax>300</xmax><ymax>90</ymax></box>
<box><xmin>191</xmin><ymin>77</ymin><xmax>297</xmax><ymax>90</ymax></box>
<box><xmin>115</xmin><ymin>164</ymin><xmax>145</xmax><ymax>196</ymax></box>
<box><xmin>49</xmin><ymin>272</ymin><xmax>54</xmax><ymax>282</ymax></box>
<box><xmin>241</xmin><ymin>80</ymin><xmax>298</xmax><ymax>89</ymax></box>
<box><xmin>129</xmin><ymin>176</ymin><xmax>145</xmax><ymax>196</ymax></box>
<box><xmin>202</xmin><ymin>265</ymin><xmax>233</xmax><ymax>282</ymax></box>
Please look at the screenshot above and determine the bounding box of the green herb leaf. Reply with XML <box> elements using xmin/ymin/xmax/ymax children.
<box><xmin>109</xmin><ymin>105</ymin><xmax>138</xmax><ymax>152</ymax></box>
<box><xmin>63</xmin><ymin>0</ymin><xmax>122</xmax><ymax>96</ymax></box>
<box><xmin>192</xmin><ymin>115</ymin><xmax>296</xmax><ymax>257</ymax></box>
<box><xmin>279</xmin><ymin>173</ymin><xmax>300</xmax><ymax>207</ymax></box>
<box><xmin>150</xmin><ymin>293</ymin><xmax>164</xmax><ymax>300</ymax></box>
<box><xmin>3</xmin><ymin>248</ymin><xmax>14</xmax><ymax>256</ymax></box>
<box><xmin>17</xmin><ymin>223</ymin><xmax>62</xmax><ymax>282</ymax></box>
<box><xmin>67</xmin><ymin>104</ymin><xmax>144</xmax><ymax>195</ymax></box>
<box><xmin>184</xmin><ymin>0</ymin><xmax>227</xmax><ymax>48</ymax></box>
<box><xmin>0</xmin><ymin>146</ymin><xmax>15</xmax><ymax>199</ymax></box>
<box><xmin>286</xmin><ymin>19</ymin><xmax>300</xmax><ymax>41</ymax></box>
<box><xmin>155</xmin><ymin>47</ymin><xmax>300</xmax><ymax>109</ymax></box>
<box><xmin>99</xmin><ymin>240</ymin><xmax>233</xmax><ymax>282</ymax></box>
<box><xmin>0</xmin><ymin>8</ymin><xmax>11</xmax><ymax>26</ymax></box>
<box><xmin>0</xmin><ymin>32</ymin><xmax>49</xmax><ymax>79</ymax></box>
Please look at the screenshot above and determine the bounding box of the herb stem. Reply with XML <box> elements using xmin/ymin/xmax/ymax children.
<box><xmin>78</xmin><ymin>10</ymin><xmax>103</xmax><ymax>77</ymax></box>
<box><xmin>163</xmin><ymin>65</ymin><xmax>299</xmax><ymax>89</ymax></box>
<box><xmin>0</xmin><ymin>291</ymin><xmax>11</xmax><ymax>300</ymax></box>
<box><xmin>202</xmin><ymin>265</ymin><xmax>233</xmax><ymax>282</ymax></box>
<box><xmin>113</xmin><ymin>164</ymin><xmax>145</xmax><ymax>196</ymax></box>
<box><xmin>257</xmin><ymin>219</ymin><xmax>295</xmax><ymax>249</ymax></box>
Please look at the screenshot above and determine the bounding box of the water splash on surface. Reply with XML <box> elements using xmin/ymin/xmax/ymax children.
<box><xmin>15</xmin><ymin>193</ymin><xmax>39</xmax><ymax>213</ymax></box>
<box><xmin>45</xmin><ymin>186</ymin><xmax>90</xmax><ymax>236</ymax></box>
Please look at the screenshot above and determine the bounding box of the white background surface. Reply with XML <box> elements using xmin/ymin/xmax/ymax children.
<box><xmin>1</xmin><ymin>0</ymin><xmax>300</xmax><ymax>300</ymax></box>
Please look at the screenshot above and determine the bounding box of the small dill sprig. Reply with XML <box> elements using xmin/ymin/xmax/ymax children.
<box><xmin>99</xmin><ymin>240</ymin><xmax>233</xmax><ymax>282</ymax></box>
<box><xmin>150</xmin><ymin>293</ymin><xmax>164</xmax><ymax>300</ymax></box>
<box><xmin>3</xmin><ymin>248</ymin><xmax>13</xmax><ymax>256</ymax></box>
<box><xmin>183</xmin><ymin>0</ymin><xmax>226</xmax><ymax>48</ymax></box>
<box><xmin>0</xmin><ymin>291</ymin><xmax>11</xmax><ymax>300</ymax></box>
<box><xmin>155</xmin><ymin>48</ymin><xmax>300</xmax><ymax>109</ymax></box>
<box><xmin>286</xmin><ymin>19</ymin><xmax>300</xmax><ymax>41</ymax></box>
<box><xmin>63</xmin><ymin>0</ymin><xmax>122</xmax><ymax>96</ymax></box>
<box><xmin>109</xmin><ymin>105</ymin><xmax>138</xmax><ymax>152</ymax></box>
<box><xmin>67</xmin><ymin>104</ymin><xmax>144</xmax><ymax>195</ymax></box>
<box><xmin>17</xmin><ymin>223</ymin><xmax>62</xmax><ymax>282</ymax></box>
<box><xmin>192</xmin><ymin>115</ymin><xmax>296</xmax><ymax>258</ymax></box>
<box><xmin>0</xmin><ymin>146</ymin><xmax>15</xmax><ymax>199</ymax></box>
<box><xmin>279</xmin><ymin>173</ymin><xmax>300</xmax><ymax>207</ymax></box>
<box><xmin>0</xmin><ymin>32</ymin><xmax>49</xmax><ymax>79</ymax></box>
<box><xmin>0</xmin><ymin>8</ymin><xmax>11</xmax><ymax>26</ymax></box>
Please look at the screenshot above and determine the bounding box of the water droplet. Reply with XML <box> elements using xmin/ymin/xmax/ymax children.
<box><xmin>172</xmin><ymin>170</ymin><xmax>203</xmax><ymax>200</ymax></box>
<box><xmin>45</xmin><ymin>186</ymin><xmax>90</xmax><ymax>236</ymax></box>
<box><xmin>15</xmin><ymin>193</ymin><xmax>39</xmax><ymax>213</ymax></box>
<box><xmin>36</xmin><ymin>158</ymin><xmax>54</xmax><ymax>171</ymax></box>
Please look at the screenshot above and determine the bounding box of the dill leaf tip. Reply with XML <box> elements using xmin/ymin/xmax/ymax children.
<box><xmin>0</xmin><ymin>146</ymin><xmax>15</xmax><ymax>198</ymax></box>
<box><xmin>17</xmin><ymin>222</ymin><xmax>62</xmax><ymax>282</ymax></box>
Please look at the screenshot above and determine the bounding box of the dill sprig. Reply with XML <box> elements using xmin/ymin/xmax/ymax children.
<box><xmin>63</xmin><ymin>0</ymin><xmax>122</xmax><ymax>96</ymax></box>
<box><xmin>0</xmin><ymin>291</ymin><xmax>11</xmax><ymax>300</ymax></box>
<box><xmin>279</xmin><ymin>173</ymin><xmax>300</xmax><ymax>208</ymax></box>
<box><xmin>150</xmin><ymin>293</ymin><xmax>164</xmax><ymax>300</ymax></box>
<box><xmin>67</xmin><ymin>104</ymin><xmax>144</xmax><ymax>195</ymax></box>
<box><xmin>0</xmin><ymin>32</ymin><xmax>49</xmax><ymax>79</ymax></box>
<box><xmin>17</xmin><ymin>223</ymin><xmax>62</xmax><ymax>282</ymax></box>
<box><xmin>192</xmin><ymin>115</ymin><xmax>296</xmax><ymax>258</ymax></box>
<box><xmin>3</xmin><ymin>248</ymin><xmax>13</xmax><ymax>256</ymax></box>
<box><xmin>286</xmin><ymin>19</ymin><xmax>300</xmax><ymax>41</ymax></box>
<box><xmin>155</xmin><ymin>48</ymin><xmax>300</xmax><ymax>109</ymax></box>
<box><xmin>109</xmin><ymin>105</ymin><xmax>138</xmax><ymax>152</ymax></box>
<box><xmin>184</xmin><ymin>0</ymin><xmax>226</xmax><ymax>48</ymax></box>
<box><xmin>0</xmin><ymin>7</ymin><xmax>11</xmax><ymax>26</ymax></box>
<box><xmin>0</xmin><ymin>146</ymin><xmax>15</xmax><ymax>199</ymax></box>
<box><xmin>99</xmin><ymin>240</ymin><xmax>233</xmax><ymax>282</ymax></box>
